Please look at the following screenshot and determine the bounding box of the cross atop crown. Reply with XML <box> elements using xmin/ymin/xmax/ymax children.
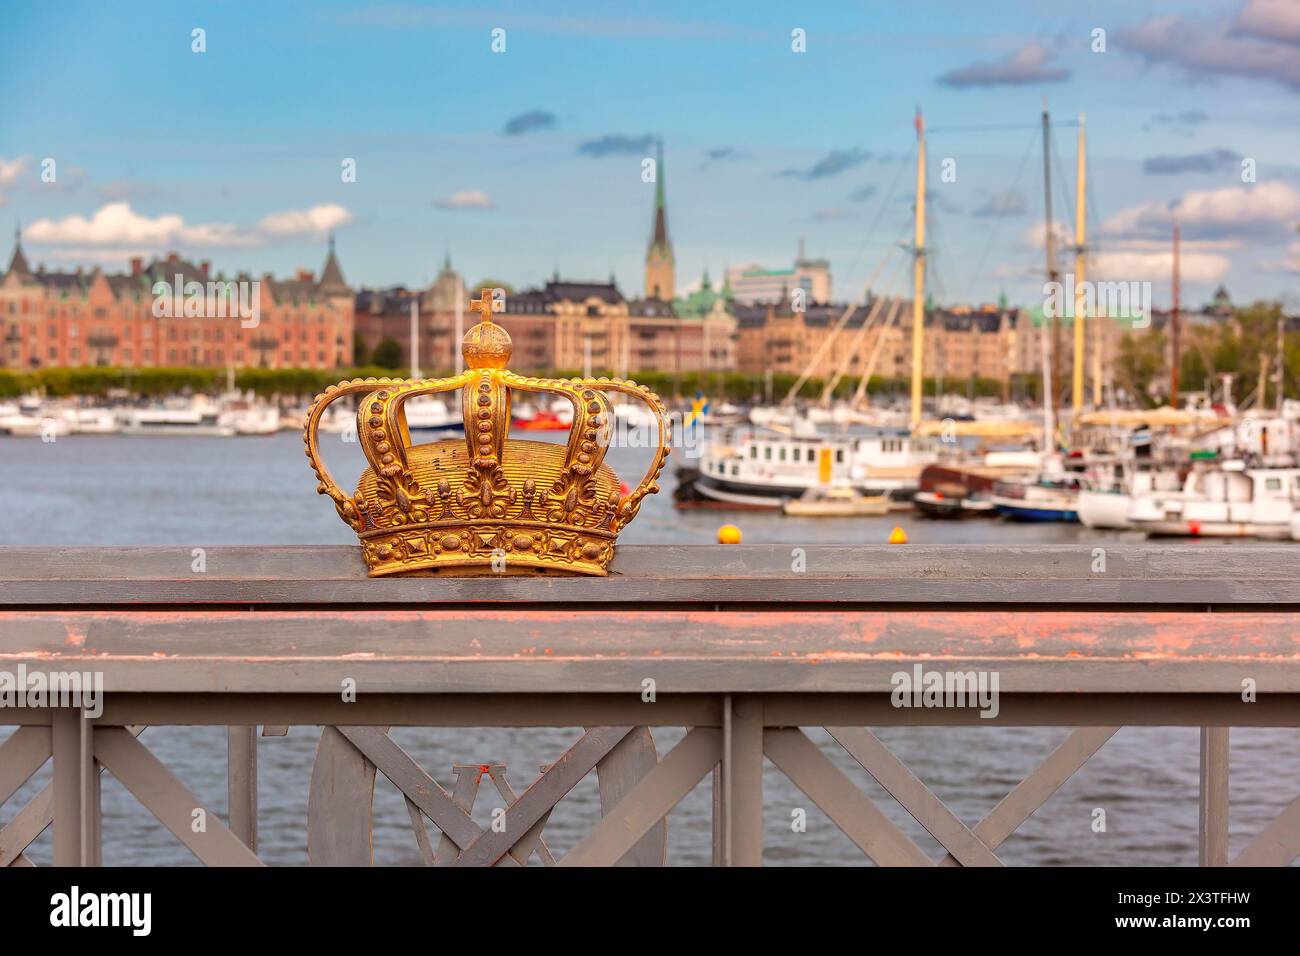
<box><xmin>469</xmin><ymin>288</ymin><xmax>496</xmax><ymax>324</ymax></box>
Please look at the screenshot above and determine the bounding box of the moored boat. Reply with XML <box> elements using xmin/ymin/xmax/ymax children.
<box><xmin>913</xmin><ymin>488</ymin><xmax>994</xmax><ymax>518</ymax></box>
<box><xmin>119</xmin><ymin>399</ymin><xmax>235</xmax><ymax>437</ymax></box>
<box><xmin>782</xmin><ymin>486</ymin><xmax>891</xmax><ymax>517</ymax></box>
<box><xmin>403</xmin><ymin>396</ymin><xmax>464</xmax><ymax>437</ymax></box>
<box><xmin>1128</xmin><ymin>462</ymin><xmax>1300</xmax><ymax>538</ymax></box>
<box><xmin>680</xmin><ymin>422</ymin><xmax>928</xmax><ymax>510</ymax></box>
<box><xmin>991</xmin><ymin>478</ymin><xmax>1080</xmax><ymax>522</ymax></box>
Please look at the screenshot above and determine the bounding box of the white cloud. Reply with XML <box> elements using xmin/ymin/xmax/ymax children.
<box><xmin>24</xmin><ymin>202</ymin><xmax>353</xmax><ymax>249</ymax></box>
<box><xmin>1019</xmin><ymin>222</ymin><xmax>1231</xmax><ymax>283</ymax></box>
<box><xmin>1020</xmin><ymin>220</ymin><xmax>1073</xmax><ymax>252</ymax></box>
<box><xmin>1118</xmin><ymin>12</ymin><xmax>1300</xmax><ymax>90</ymax></box>
<box><xmin>0</xmin><ymin>156</ymin><xmax>28</xmax><ymax>188</ymax></box>
<box><xmin>938</xmin><ymin>43</ymin><xmax>1070</xmax><ymax>87</ymax></box>
<box><xmin>257</xmin><ymin>203</ymin><xmax>352</xmax><ymax>239</ymax></box>
<box><xmin>434</xmin><ymin>190</ymin><xmax>494</xmax><ymax>210</ymax></box>
<box><xmin>1091</xmin><ymin>249</ymin><xmax>1231</xmax><ymax>285</ymax></box>
<box><xmin>1233</xmin><ymin>0</ymin><xmax>1300</xmax><ymax>46</ymax></box>
<box><xmin>1101</xmin><ymin>181</ymin><xmax>1300</xmax><ymax>241</ymax></box>
<box><xmin>0</xmin><ymin>156</ymin><xmax>29</xmax><ymax>205</ymax></box>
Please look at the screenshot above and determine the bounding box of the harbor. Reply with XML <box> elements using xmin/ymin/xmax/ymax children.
<box><xmin>2</xmin><ymin>0</ymin><xmax>1299</xmax><ymax>911</ymax></box>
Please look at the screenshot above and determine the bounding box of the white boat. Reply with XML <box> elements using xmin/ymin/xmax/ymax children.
<box><xmin>612</xmin><ymin>401</ymin><xmax>658</xmax><ymax>430</ymax></box>
<box><xmin>62</xmin><ymin>407</ymin><xmax>121</xmax><ymax>435</ymax></box>
<box><xmin>1077</xmin><ymin>468</ymin><xmax>1183</xmax><ymax>530</ymax></box>
<box><xmin>782</xmin><ymin>485</ymin><xmax>891</xmax><ymax>516</ymax></box>
<box><xmin>313</xmin><ymin>404</ymin><xmax>354</xmax><ymax>434</ymax></box>
<box><xmin>218</xmin><ymin>394</ymin><xmax>280</xmax><ymax>435</ymax></box>
<box><xmin>402</xmin><ymin>397</ymin><xmax>463</xmax><ymax>437</ymax></box>
<box><xmin>1128</xmin><ymin>462</ymin><xmax>1300</xmax><ymax>538</ymax></box>
<box><xmin>1076</xmin><ymin>489</ymin><xmax>1131</xmax><ymax>530</ymax></box>
<box><xmin>685</xmin><ymin>424</ymin><xmax>928</xmax><ymax>509</ymax></box>
<box><xmin>0</xmin><ymin>403</ymin><xmax>71</xmax><ymax>438</ymax></box>
<box><xmin>119</xmin><ymin>400</ymin><xmax>235</xmax><ymax>437</ymax></box>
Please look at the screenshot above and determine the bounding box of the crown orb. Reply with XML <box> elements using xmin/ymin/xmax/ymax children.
<box><xmin>462</xmin><ymin>321</ymin><xmax>513</xmax><ymax>370</ymax></box>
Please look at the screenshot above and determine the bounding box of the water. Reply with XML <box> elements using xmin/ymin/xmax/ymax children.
<box><xmin>2</xmin><ymin>432</ymin><xmax>1296</xmax><ymax>865</ymax></box>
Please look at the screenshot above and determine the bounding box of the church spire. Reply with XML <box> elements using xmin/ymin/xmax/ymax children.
<box><xmin>318</xmin><ymin>233</ymin><xmax>348</xmax><ymax>294</ymax></box>
<box><xmin>6</xmin><ymin>221</ymin><xmax>32</xmax><ymax>280</ymax></box>
<box><xmin>651</xmin><ymin>139</ymin><xmax>668</xmax><ymax>249</ymax></box>
<box><xmin>644</xmin><ymin>137</ymin><xmax>675</xmax><ymax>301</ymax></box>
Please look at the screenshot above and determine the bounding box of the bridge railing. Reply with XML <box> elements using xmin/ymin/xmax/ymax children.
<box><xmin>1</xmin><ymin>544</ymin><xmax>1298</xmax><ymax>866</ymax></box>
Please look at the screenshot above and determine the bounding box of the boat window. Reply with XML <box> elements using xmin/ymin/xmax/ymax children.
<box><xmin>730</xmin><ymin>464</ymin><xmax>739</xmax><ymax>476</ymax></box>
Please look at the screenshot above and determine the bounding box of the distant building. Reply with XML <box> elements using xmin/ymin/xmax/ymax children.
<box><xmin>493</xmin><ymin>275</ymin><xmax>731</xmax><ymax>376</ymax></box>
<box><xmin>0</xmin><ymin>229</ymin><xmax>353</xmax><ymax>370</ymax></box>
<box><xmin>726</xmin><ymin>241</ymin><xmax>831</xmax><ymax>305</ymax></box>
<box><xmin>674</xmin><ymin>269</ymin><xmax>737</xmax><ymax>371</ymax></box>
<box><xmin>735</xmin><ymin>291</ymin><xmax>1072</xmax><ymax>386</ymax></box>
<box><xmin>354</xmin><ymin>253</ymin><xmax>467</xmax><ymax>372</ymax></box>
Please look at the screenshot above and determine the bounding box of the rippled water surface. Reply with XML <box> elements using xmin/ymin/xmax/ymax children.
<box><xmin>2</xmin><ymin>432</ymin><xmax>1296</xmax><ymax>865</ymax></box>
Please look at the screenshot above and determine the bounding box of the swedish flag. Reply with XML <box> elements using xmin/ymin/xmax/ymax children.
<box><xmin>685</xmin><ymin>391</ymin><xmax>710</xmax><ymax>428</ymax></box>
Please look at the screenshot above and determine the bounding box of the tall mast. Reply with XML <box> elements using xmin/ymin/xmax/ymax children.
<box><xmin>454</xmin><ymin>273</ymin><xmax>464</xmax><ymax>372</ymax></box>
<box><xmin>1041</xmin><ymin>100</ymin><xmax>1060</xmax><ymax>425</ymax></box>
<box><xmin>1171</xmin><ymin>220</ymin><xmax>1180</xmax><ymax>407</ymax></box>
<box><xmin>1072</xmin><ymin>114</ymin><xmax>1086</xmax><ymax>414</ymax></box>
<box><xmin>1277</xmin><ymin>310</ymin><xmax>1285</xmax><ymax>414</ymax></box>
<box><xmin>910</xmin><ymin>108</ymin><xmax>927</xmax><ymax>428</ymax></box>
<box><xmin>409</xmin><ymin>298</ymin><xmax>420</xmax><ymax>378</ymax></box>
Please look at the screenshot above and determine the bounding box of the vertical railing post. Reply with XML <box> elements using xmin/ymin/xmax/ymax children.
<box><xmin>227</xmin><ymin>726</ymin><xmax>258</xmax><ymax>852</ymax></box>
<box><xmin>1198</xmin><ymin>726</ymin><xmax>1229</xmax><ymax>866</ymax></box>
<box><xmin>52</xmin><ymin>708</ymin><xmax>84</xmax><ymax>866</ymax></box>
<box><xmin>80</xmin><ymin>712</ymin><xmax>101</xmax><ymax>866</ymax></box>
<box><xmin>726</xmin><ymin>694</ymin><xmax>764</xmax><ymax>866</ymax></box>
<box><xmin>717</xmin><ymin>694</ymin><xmax>731</xmax><ymax>866</ymax></box>
<box><xmin>711</xmin><ymin>765</ymin><xmax>726</xmax><ymax>866</ymax></box>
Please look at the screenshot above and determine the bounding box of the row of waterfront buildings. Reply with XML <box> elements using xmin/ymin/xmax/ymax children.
<box><xmin>0</xmin><ymin>146</ymin><xmax>1230</xmax><ymax>387</ymax></box>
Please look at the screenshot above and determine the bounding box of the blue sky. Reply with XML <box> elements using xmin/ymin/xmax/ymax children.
<box><xmin>2</xmin><ymin>0</ymin><xmax>1299</xmax><ymax>309</ymax></box>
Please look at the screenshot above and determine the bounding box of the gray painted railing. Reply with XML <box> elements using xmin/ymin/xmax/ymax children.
<box><xmin>1</xmin><ymin>545</ymin><xmax>1298</xmax><ymax>866</ymax></box>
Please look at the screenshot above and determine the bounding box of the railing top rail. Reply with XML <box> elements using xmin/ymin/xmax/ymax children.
<box><xmin>1</xmin><ymin>544</ymin><xmax>1298</xmax><ymax>607</ymax></box>
<box><xmin>1</xmin><ymin>606</ymin><xmax>1298</xmax><ymax>694</ymax></box>
<box><xmin>2</xmin><ymin>546</ymin><xmax>1299</xmax><ymax>694</ymax></box>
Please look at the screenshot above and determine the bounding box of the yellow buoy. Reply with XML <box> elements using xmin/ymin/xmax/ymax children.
<box><xmin>718</xmin><ymin>524</ymin><xmax>742</xmax><ymax>545</ymax></box>
<box><xmin>888</xmin><ymin>526</ymin><xmax>908</xmax><ymax>545</ymax></box>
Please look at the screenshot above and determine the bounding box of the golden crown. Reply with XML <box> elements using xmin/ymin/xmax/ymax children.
<box><xmin>304</xmin><ymin>289</ymin><xmax>671</xmax><ymax>576</ymax></box>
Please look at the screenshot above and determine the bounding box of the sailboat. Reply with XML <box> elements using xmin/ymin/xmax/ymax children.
<box><xmin>990</xmin><ymin>104</ymin><xmax>1086</xmax><ymax>523</ymax></box>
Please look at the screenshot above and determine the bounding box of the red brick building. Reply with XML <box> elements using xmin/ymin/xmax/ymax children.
<box><xmin>0</xmin><ymin>230</ymin><xmax>354</xmax><ymax>370</ymax></box>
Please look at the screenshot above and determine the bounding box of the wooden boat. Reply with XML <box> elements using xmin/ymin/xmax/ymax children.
<box><xmin>782</xmin><ymin>486</ymin><xmax>891</xmax><ymax>517</ymax></box>
<box><xmin>913</xmin><ymin>489</ymin><xmax>994</xmax><ymax>518</ymax></box>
